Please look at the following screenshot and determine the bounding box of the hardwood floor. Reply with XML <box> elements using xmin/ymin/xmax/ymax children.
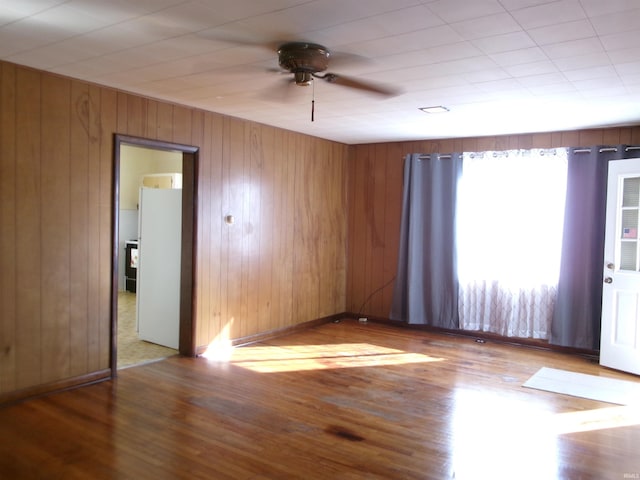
<box><xmin>1</xmin><ymin>319</ymin><xmax>639</xmax><ymax>479</ymax></box>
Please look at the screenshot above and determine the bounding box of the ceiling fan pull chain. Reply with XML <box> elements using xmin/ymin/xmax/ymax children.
<box><xmin>311</xmin><ymin>78</ymin><xmax>315</xmax><ymax>122</ymax></box>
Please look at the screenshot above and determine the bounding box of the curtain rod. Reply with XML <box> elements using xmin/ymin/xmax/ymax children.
<box><xmin>414</xmin><ymin>146</ymin><xmax>640</xmax><ymax>158</ymax></box>
<box><xmin>417</xmin><ymin>154</ymin><xmax>452</xmax><ymax>160</ymax></box>
<box><xmin>568</xmin><ymin>146</ymin><xmax>640</xmax><ymax>154</ymax></box>
<box><xmin>573</xmin><ymin>147</ymin><xmax>618</xmax><ymax>153</ymax></box>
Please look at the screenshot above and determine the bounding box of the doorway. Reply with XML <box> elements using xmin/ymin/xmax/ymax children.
<box><xmin>111</xmin><ymin>135</ymin><xmax>198</xmax><ymax>375</ymax></box>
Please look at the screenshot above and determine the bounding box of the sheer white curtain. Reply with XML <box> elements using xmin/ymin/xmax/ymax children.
<box><xmin>456</xmin><ymin>149</ymin><xmax>568</xmax><ymax>338</ymax></box>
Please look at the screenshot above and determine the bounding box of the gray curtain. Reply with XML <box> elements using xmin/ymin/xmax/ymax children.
<box><xmin>390</xmin><ymin>153</ymin><xmax>462</xmax><ymax>328</ymax></box>
<box><xmin>551</xmin><ymin>145</ymin><xmax>640</xmax><ymax>350</ymax></box>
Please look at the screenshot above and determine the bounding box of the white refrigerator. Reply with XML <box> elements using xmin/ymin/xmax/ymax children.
<box><xmin>136</xmin><ymin>187</ymin><xmax>182</xmax><ymax>349</ymax></box>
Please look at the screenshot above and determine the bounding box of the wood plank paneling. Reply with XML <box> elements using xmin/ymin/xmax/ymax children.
<box><xmin>144</xmin><ymin>99</ymin><xmax>158</xmax><ymax>140</ymax></box>
<box><xmin>40</xmin><ymin>74</ymin><xmax>71</xmax><ymax>383</ymax></box>
<box><xmin>99</xmin><ymin>88</ymin><xmax>117</xmax><ymax>370</ymax></box>
<box><xmin>256</xmin><ymin>126</ymin><xmax>274</xmax><ymax>334</ymax></box>
<box><xmin>382</xmin><ymin>143</ymin><xmax>403</xmax><ymax>313</ymax></box>
<box><xmin>369</xmin><ymin>145</ymin><xmax>387</xmax><ymax>314</ymax></box>
<box><xmin>226</xmin><ymin>117</ymin><xmax>247</xmax><ymax>339</ymax></box>
<box><xmin>14</xmin><ymin>67</ymin><xmax>42</xmax><ymax>390</ymax></box>
<box><xmin>0</xmin><ymin>62</ymin><xmax>17</xmax><ymax>393</ymax></box>
<box><xmin>315</xmin><ymin>141</ymin><xmax>345</xmax><ymax>318</ymax></box>
<box><xmin>195</xmin><ymin>111</ymin><xmax>212</xmax><ymax>347</ymax></box>
<box><xmin>347</xmin><ymin>126</ymin><xmax>640</xmax><ymax>319</ymax></box>
<box><xmin>268</xmin><ymin>128</ymin><xmax>284</xmax><ymax>330</ymax></box>
<box><xmin>156</xmin><ymin>102</ymin><xmax>173</xmax><ymax>141</ymax></box>
<box><xmin>323</xmin><ymin>142</ymin><xmax>348</xmax><ymax>316</ymax></box>
<box><xmin>348</xmin><ymin>145</ymin><xmax>368</xmax><ymax>314</ymax></box>
<box><xmin>209</xmin><ymin>113</ymin><xmax>225</xmax><ymax>340</ymax></box>
<box><xmin>278</xmin><ymin>130</ymin><xmax>297</xmax><ymax>330</ymax></box>
<box><xmin>115</xmin><ymin>93</ymin><xmax>127</xmax><ymax>135</ymax></box>
<box><xmin>358</xmin><ymin>146</ymin><xmax>374</xmax><ymax>316</ymax></box>
<box><xmin>206</xmin><ymin>113</ymin><xmax>225</xmax><ymax>345</ymax></box>
<box><xmin>292</xmin><ymin>135</ymin><xmax>321</xmax><ymax>324</ymax></box>
<box><xmin>1</xmin><ymin>62</ymin><xmax>350</xmax><ymax>401</ymax></box>
<box><xmin>579</xmin><ymin>129</ymin><xmax>604</xmax><ymax>146</ymax></box>
<box><xmin>218</xmin><ymin>116</ymin><xmax>234</xmax><ymax>345</ymax></box>
<box><xmin>125</xmin><ymin>95</ymin><xmax>145</xmax><ymax>138</ymax></box>
<box><xmin>246</xmin><ymin>123</ymin><xmax>263</xmax><ymax>336</ymax></box>
<box><xmin>173</xmin><ymin>105</ymin><xmax>191</xmax><ymax>145</ymax></box>
<box><xmin>86</xmin><ymin>84</ymin><xmax>103</xmax><ymax>373</ymax></box>
<box><xmin>69</xmin><ymin>80</ymin><xmax>90</xmax><ymax>376</ymax></box>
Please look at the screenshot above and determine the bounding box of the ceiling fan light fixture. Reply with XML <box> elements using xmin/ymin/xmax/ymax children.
<box><xmin>420</xmin><ymin>106</ymin><xmax>449</xmax><ymax>114</ymax></box>
<box><xmin>293</xmin><ymin>71</ymin><xmax>313</xmax><ymax>85</ymax></box>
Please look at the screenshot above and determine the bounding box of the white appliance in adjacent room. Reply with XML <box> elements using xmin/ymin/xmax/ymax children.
<box><xmin>136</xmin><ymin>185</ymin><xmax>182</xmax><ymax>350</ymax></box>
<box><xmin>141</xmin><ymin>172</ymin><xmax>182</xmax><ymax>189</ymax></box>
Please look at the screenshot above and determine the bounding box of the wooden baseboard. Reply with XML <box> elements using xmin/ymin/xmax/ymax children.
<box><xmin>343</xmin><ymin>312</ymin><xmax>599</xmax><ymax>359</ymax></box>
<box><xmin>195</xmin><ymin>313</ymin><xmax>346</xmax><ymax>355</ymax></box>
<box><xmin>0</xmin><ymin>369</ymin><xmax>112</xmax><ymax>407</ymax></box>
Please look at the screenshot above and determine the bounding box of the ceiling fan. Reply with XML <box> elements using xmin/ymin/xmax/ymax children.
<box><xmin>203</xmin><ymin>32</ymin><xmax>401</xmax><ymax>119</ymax></box>
<box><xmin>270</xmin><ymin>41</ymin><xmax>400</xmax><ymax>121</ymax></box>
<box><xmin>275</xmin><ymin>41</ymin><xmax>399</xmax><ymax>97</ymax></box>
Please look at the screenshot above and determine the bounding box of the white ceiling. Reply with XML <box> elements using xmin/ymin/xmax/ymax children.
<box><xmin>2</xmin><ymin>0</ymin><xmax>640</xmax><ymax>145</ymax></box>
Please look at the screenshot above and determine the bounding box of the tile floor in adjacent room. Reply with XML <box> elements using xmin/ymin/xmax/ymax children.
<box><xmin>117</xmin><ymin>291</ymin><xmax>178</xmax><ymax>369</ymax></box>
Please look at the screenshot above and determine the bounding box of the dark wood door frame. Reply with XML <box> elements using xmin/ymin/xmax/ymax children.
<box><xmin>111</xmin><ymin>134</ymin><xmax>198</xmax><ymax>377</ymax></box>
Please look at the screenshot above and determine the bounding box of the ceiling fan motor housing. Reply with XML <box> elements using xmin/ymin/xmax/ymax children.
<box><xmin>278</xmin><ymin>42</ymin><xmax>330</xmax><ymax>85</ymax></box>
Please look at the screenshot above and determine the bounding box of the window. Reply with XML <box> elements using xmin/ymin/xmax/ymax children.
<box><xmin>456</xmin><ymin>149</ymin><xmax>568</xmax><ymax>338</ymax></box>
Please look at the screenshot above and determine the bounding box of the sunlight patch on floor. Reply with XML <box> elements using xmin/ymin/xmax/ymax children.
<box><xmin>451</xmin><ymin>388</ymin><xmax>558</xmax><ymax>479</ymax></box>
<box><xmin>201</xmin><ymin>318</ymin><xmax>235</xmax><ymax>361</ymax></box>
<box><xmin>450</xmin><ymin>387</ymin><xmax>640</xmax><ymax>479</ymax></box>
<box><xmin>551</xmin><ymin>405</ymin><xmax>640</xmax><ymax>434</ymax></box>
<box><xmin>219</xmin><ymin>343</ymin><xmax>444</xmax><ymax>373</ymax></box>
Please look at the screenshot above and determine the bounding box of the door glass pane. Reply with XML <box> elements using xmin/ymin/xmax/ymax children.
<box><xmin>619</xmin><ymin>176</ymin><xmax>640</xmax><ymax>271</ymax></box>
<box><xmin>620</xmin><ymin>242</ymin><xmax>637</xmax><ymax>271</ymax></box>
<box><xmin>621</xmin><ymin>210</ymin><xmax>638</xmax><ymax>239</ymax></box>
<box><xmin>623</xmin><ymin>177</ymin><xmax>640</xmax><ymax>207</ymax></box>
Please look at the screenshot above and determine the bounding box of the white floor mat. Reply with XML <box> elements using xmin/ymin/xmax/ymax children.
<box><xmin>523</xmin><ymin>367</ymin><xmax>640</xmax><ymax>405</ymax></box>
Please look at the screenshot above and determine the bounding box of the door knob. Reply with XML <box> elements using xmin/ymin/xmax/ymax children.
<box><xmin>604</xmin><ymin>277</ymin><xmax>613</xmax><ymax>284</ymax></box>
<box><xmin>607</xmin><ymin>262</ymin><xmax>615</xmax><ymax>270</ymax></box>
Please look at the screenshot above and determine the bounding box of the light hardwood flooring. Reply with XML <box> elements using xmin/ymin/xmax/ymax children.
<box><xmin>117</xmin><ymin>291</ymin><xmax>178</xmax><ymax>369</ymax></box>
<box><xmin>2</xmin><ymin>319</ymin><xmax>639</xmax><ymax>479</ymax></box>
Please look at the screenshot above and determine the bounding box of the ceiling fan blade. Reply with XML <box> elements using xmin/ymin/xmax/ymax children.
<box><xmin>257</xmin><ymin>77</ymin><xmax>304</xmax><ymax>103</ymax></box>
<box><xmin>326</xmin><ymin>51</ymin><xmax>372</xmax><ymax>69</ymax></box>
<box><xmin>321</xmin><ymin>73</ymin><xmax>401</xmax><ymax>97</ymax></box>
<box><xmin>196</xmin><ymin>29</ymin><xmax>311</xmax><ymax>54</ymax></box>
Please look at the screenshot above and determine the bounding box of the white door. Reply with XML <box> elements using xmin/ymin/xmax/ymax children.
<box><xmin>137</xmin><ymin>187</ymin><xmax>182</xmax><ymax>350</ymax></box>
<box><xmin>601</xmin><ymin>158</ymin><xmax>640</xmax><ymax>375</ymax></box>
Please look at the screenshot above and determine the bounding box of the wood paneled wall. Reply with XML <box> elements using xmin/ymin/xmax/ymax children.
<box><xmin>347</xmin><ymin>127</ymin><xmax>640</xmax><ymax>319</ymax></box>
<box><xmin>0</xmin><ymin>61</ymin><xmax>348</xmax><ymax>400</ymax></box>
